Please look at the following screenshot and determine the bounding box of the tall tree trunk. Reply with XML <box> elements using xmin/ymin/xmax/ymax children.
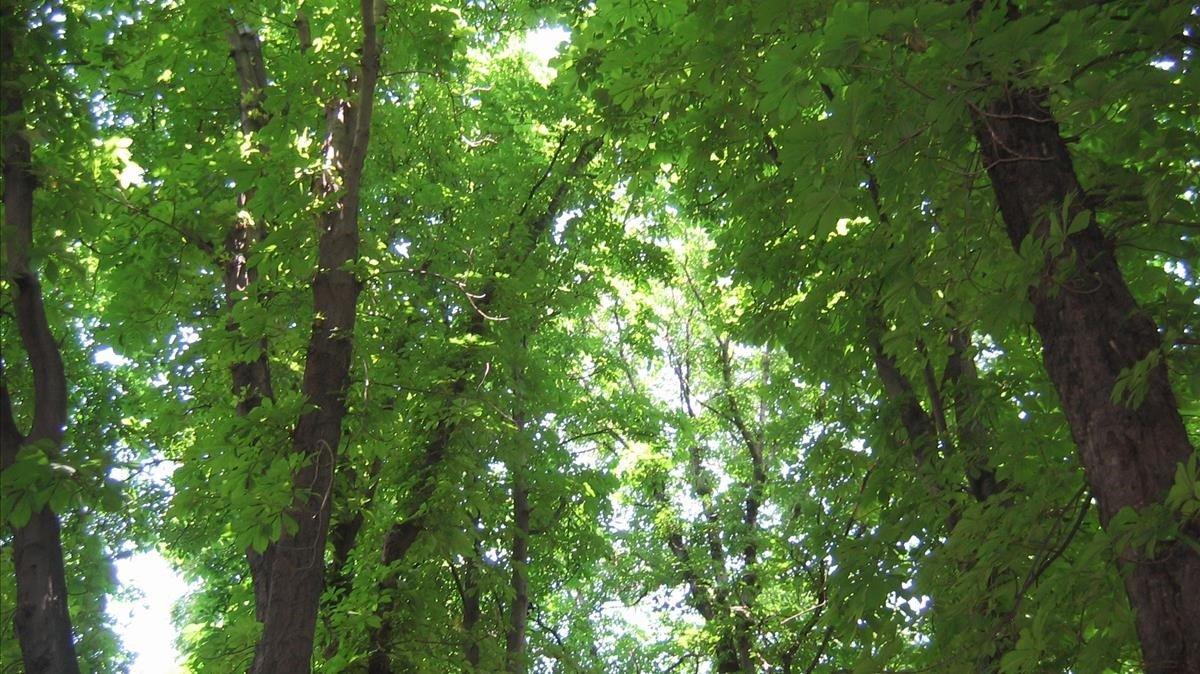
<box><xmin>0</xmin><ymin>384</ymin><xmax>79</xmax><ymax>674</ymax></box>
<box><xmin>0</xmin><ymin>8</ymin><xmax>81</xmax><ymax>672</ymax></box>
<box><xmin>970</xmin><ymin>84</ymin><xmax>1200</xmax><ymax>674</ymax></box>
<box><xmin>461</xmin><ymin>525</ymin><xmax>483</xmax><ymax>669</ymax></box>
<box><xmin>366</xmin><ymin>289</ymin><xmax>501</xmax><ymax>674</ymax></box>
<box><xmin>225</xmin><ymin>22</ymin><xmax>278</xmax><ymax>622</ymax></box>
<box><xmin>865</xmin><ymin>310</ymin><xmax>939</xmax><ymax>473</ymax></box>
<box><xmin>505</xmin><ymin>412</ymin><xmax>531</xmax><ymax>674</ymax></box>
<box><xmin>853</xmin><ymin>117</ymin><xmax>1018</xmax><ymax>669</ymax></box>
<box><xmin>365</xmin><ymin>280</ymin><xmax>495</xmax><ymax>673</ymax></box>
<box><xmin>249</xmin><ymin>1</ymin><xmax>380</xmax><ymax>671</ymax></box>
<box><xmin>504</xmin><ymin>471</ymin><xmax>531</xmax><ymax>672</ymax></box>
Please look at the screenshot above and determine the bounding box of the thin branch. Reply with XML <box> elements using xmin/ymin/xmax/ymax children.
<box><xmin>519</xmin><ymin>131</ymin><xmax>570</xmax><ymax>217</ymax></box>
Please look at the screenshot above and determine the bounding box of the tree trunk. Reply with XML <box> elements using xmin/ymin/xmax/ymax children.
<box><xmin>505</xmin><ymin>408</ymin><xmax>532</xmax><ymax>674</ymax></box>
<box><xmin>865</xmin><ymin>310</ymin><xmax>938</xmax><ymax>473</ymax></box>
<box><xmin>248</xmin><ymin>2</ymin><xmax>379</xmax><ymax>671</ymax></box>
<box><xmin>461</xmin><ymin>529</ymin><xmax>483</xmax><ymax>669</ymax></box>
<box><xmin>943</xmin><ymin>328</ymin><xmax>1000</xmax><ymax>502</ymax></box>
<box><xmin>505</xmin><ymin>469</ymin><xmax>531</xmax><ymax>673</ymax></box>
<box><xmin>970</xmin><ymin>84</ymin><xmax>1200</xmax><ymax>674</ymax></box>
<box><xmin>855</xmin><ymin>132</ymin><xmax>1015</xmax><ymax>670</ymax></box>
<box><xmin>0</xmin><ymin>9</ymin><xmax>82</xmax><ymax>671</ymax></box>
<box><xmin>225</xmin><ymin>22</ymin><xmax>278</xmax><ymax>621</ymax></box>
<box><xmin>1</xmin><ymin>384</ymin><xmax>80</xmax><ymax>674</ymax></box>
<box><xmin>364</xmin><ymin>286</ymin><xmax>497</xmax><ymax>673</ymax></box>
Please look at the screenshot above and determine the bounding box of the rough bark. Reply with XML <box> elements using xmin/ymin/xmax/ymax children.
<box><xmin>0</xmin><ymin>9</ymin><xmax>82</xmax><ymax>672</ymax></box>
<box><xmin>248</xmin><ymin>1</ymin><xmax>380</xmax><ymax>671</ymax></box>
<box><xmin>460</xmin><ymin>529</ymin><xmax>483</xmax><ymax>669</ymax></box>
<box><xmin>504</xmin><ymin>448</ymin><xmax>531</xmax><ymax>673</ymax></box>
<box><xmin>1</xmin><ymin>380</ymin><xmax>80</xmax><ymax>674</ymax></box>
<box><xmin>970</xmin><ymin>84</ymin><xmax>1199</xmax><ymax>674</ymax></box>
<box><xmin>224</xmin><ymin>22</ymin><xmax>279</xmax><ymax>622</ymax></box>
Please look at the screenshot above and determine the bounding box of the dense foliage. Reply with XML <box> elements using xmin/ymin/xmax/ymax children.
<box><xmin>1</xmin><ymin>1</ymin><xmax>1196</xmax><ymax>673</ymax></box>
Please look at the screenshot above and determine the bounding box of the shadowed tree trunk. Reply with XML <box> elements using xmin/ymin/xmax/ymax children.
<box><xmin>458</xmin><ymin>521</ymin><xmax>484</xmax><ymax>670</ymax></box>
<box><xmin>506</xmin><ymin>353</ymin><xmax>535</xmax><ymax>673</ymax></box>
<box><xmin>970</xmin><ymin>83</ymin><xmax>1200</xmax><ymax>674</ymax></box>
<box><xmin>943</xmin><ymin>328</ymin><xmax>1000</xmax><ymax>503</ymax></box>
<box><xmin>0</xmin><ymin>7</ymin><xmax>81</xmax><ymax>672</ymax></box>
<box><xmin>366</xmin><ymin>389</ymin><xmax>463</xmax><ymax>674</ymax></box>
<box><xmin>504</xmin><ymin>417</ymin><xmax>531</xmax><ymax>674</ymax></box>
<box><xmin>248</xmin><ymin>1</ymin><xmax>381</xmax><ymax>671</ymax></box>
<box><xmin>813</xmin><ymin>78</ymin><xmax>1021</xmax><ymax>669</ymax></box>
<box><xmin>225</xmin><ymin>21</ymin><xmax>278</xmax><ymax>622</ymax></box>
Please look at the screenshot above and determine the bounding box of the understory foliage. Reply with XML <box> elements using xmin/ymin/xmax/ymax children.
<box><xmin>0</xmin><ymin>1</ymin><xmax>1196</xmax><ymax>673</ymax></box>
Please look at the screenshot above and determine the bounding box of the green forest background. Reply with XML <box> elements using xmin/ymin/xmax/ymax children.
<box><xmin>1</xmin><ymin>1</ymin><xmax>1197</xmax><ymax>673</ymax></box>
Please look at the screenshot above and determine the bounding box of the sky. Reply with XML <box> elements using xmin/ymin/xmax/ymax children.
<box><xmin>109</xmin><ymin>552</ymin><xmax>191</xmax><ymax>673</ymax></box>
<box><xmin>107</xmin><ymin>26</ymin><xmax>571</xmax><ymax>672</ymax></box>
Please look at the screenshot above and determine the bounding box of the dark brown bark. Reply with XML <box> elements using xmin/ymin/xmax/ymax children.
<box><xmin>319</xmin><ymin>458</ymin><xmax>380</xmax><ymax>660</ymax></box>
<box><xmin>228</xmin><ymin>25</ymin><xmax>270</xmax><ymax>136</ymax></box>
<box><xmin>1</xmin><ymin>8</ymin><xmax>81</xmax><ymax>672</ymax></box>
<box><xmin>459</xmin><ymin>528</ymin><xmax>483</xmax><ymax>669</ymax></box>
<box><xmin>504</xmin><ymin>459</ymin><xmax>531</xmax><ymax>673</ymax></box>
<box><xmin>326</xmin><ymin>457</ymin><xmax>380</xmax><ymax>598</ymax></box>
<box><xmin>365</xmin><ymin>276</ymin><xmax>503</xmax><ymax>674</ymax></box>
<box><xmin>364</xmin><ymin>290</ymin><xmax>508</xmax><ymax>672</ymax></box>
<box><xmin>970</xmin><ymin>84</ymin><xmax>1199</xmax><ymax>674</ymax></box>
<box><xmin>505</xmin><ymin>391</ymin><xmax>533</xmax><ymax>673</ymax></box>
<box><xmin>248</xmin><ymin>1</ymin><xmax>380</xmax><ymax>671</ymax></box>
<box><xmin>847</xmin><ymin>88</ymin><xmax>1021</xmax><ymax>668</ymax></box>
<box><xmin>1</xmin><ymin>380</ymin><xmax>80</xmax><ymax>674</ymax></box>
<box><xmin>224</xmin><ymin>22</ymin><xmax>279</xmax><ymax>622</ymax></box>
<box><xmin>865</xmin><ymin>312</ymin><xmax>938</xmax><ymax>471</ymax></box>
<box><xmin>363</xmin><ymin>265</ymin><xmax>501</xmax><ymax>672</ymax></box>
<box><xmin>867</xmin><ymin>313</ymin><xmax>1027</xmax><ymax>673</ymax></box>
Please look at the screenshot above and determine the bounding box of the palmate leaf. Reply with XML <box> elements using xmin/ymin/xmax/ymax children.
<box><xmin>0</xmin><ymin>0</ymin><xmax>1193</xmax><ymax>672</ymax></box>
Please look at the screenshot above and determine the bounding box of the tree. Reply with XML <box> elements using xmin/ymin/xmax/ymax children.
<box><xmin>2</xmin><ymin>3</ymin><xmax>136</xmax><ymax>671</ymax></box>
<box><xmin>967</xmin><ymin>8</ymin><xmax>1199</xmax><ymax>671</ymax></box>
<box><xmin>2</xmin><ymin>1</ymin><xmax>1196</xmax><ymax>672</ymax></box>
<box><xmin>1</xmin><ymin>7</ymin><xmax>80</xmax><ymax>664</ymax></box>
<box><xmin>569</xmin><ymin>0</ymin><xmax>1196</xmax><ymax>671</ymax></box>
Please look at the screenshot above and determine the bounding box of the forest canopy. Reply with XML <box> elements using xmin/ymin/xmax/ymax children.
<box><xmin>0</xmin><ymin>1</ymin><xmax>1197</xmax><ymax>673</ymax></box>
